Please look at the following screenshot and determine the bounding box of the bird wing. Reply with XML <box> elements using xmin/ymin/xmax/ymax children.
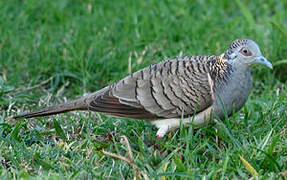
<box><xmin>88</xmin><ymin>56</ymin><xmax>215</xmax><ymax>120</ymax></box>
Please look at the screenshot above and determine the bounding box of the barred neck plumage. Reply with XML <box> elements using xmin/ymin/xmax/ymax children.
<box><xmin>207</xmin><ymin>54</ymin><xmax>234</xmax><ymax>87</ymax></box>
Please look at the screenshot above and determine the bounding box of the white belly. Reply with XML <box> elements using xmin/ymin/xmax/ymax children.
<box><xmin>150</xmin><ymin>106</ymin><xmax>213</xmax><ymax>138</ymax></box>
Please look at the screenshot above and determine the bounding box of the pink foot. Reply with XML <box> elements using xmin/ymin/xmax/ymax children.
<box><xmin>156</xmin><ymin>135</ymin><xmax>162</xmax><ymax>140</ymax></box>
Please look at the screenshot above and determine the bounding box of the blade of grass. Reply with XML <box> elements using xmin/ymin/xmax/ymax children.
<box><xmin>271</xmin><ymin>21</ymin><xmax>287</xmax><ymax>38</ymax></box>
<box><xmin>157</xmin><ymin>146</ymin><xmax>181</xmax><ymax>170</ymax></box>
<box><xmin>255</xmin><ymin>128</ymin><xmax>273</xmax><ymax>158</ymax></box>
<box><xmin>174</xmin><ymin>154</ymin><xmax>186</xmax><ymax>172</ymax></box>
<box><xmin>151</xmin><ymin>172</ymin><xmax>198</xmax><ymax>178</ymax></box>
<box><xmin>53</xmin><ymin>119</ymin><xmax>67</xmax><ymax>141</ymax></box>
<box><xmin>34</xmin><ymin>152</ymin><xmax>53</xmax><ymax>170</ymax></box>
<box><xmin>273</xmin><ymin>60</ymin><xmax>287</xmax><ymax>67</ymax></box>
<box><xmin>253</xmin><ymin>146</ymin><xmax>282</xmax><ymax>172</ymax></box>
<box><xmin>235</xmin><ymin>0</ymin><xmax>255</xmax><ymax>27</ymax></box>
<box><xmin>9</xmin><ymin>123</ymin><xmax>21</xmax><ymax>141</ymax></box>
<box><xmin>215</xmin><ymin>119</ymin><xmax>241</xmax><ymax>149</ymax></box>
<box><xmin>239</xmin><ymin>155</ymin><xmax>258</xmax><ymax>176</ymax></box>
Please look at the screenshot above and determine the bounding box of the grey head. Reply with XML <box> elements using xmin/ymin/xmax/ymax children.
<box><xmin>223</xmin><ymin>39</ymin><xmax>272</xmax><ymax>70</ymax></box>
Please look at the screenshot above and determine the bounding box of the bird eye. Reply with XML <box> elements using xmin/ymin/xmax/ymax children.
<box><xmin>240</xmin><ymin>48</ymin><xmax>252</xmax><ymax>56</ymax></box>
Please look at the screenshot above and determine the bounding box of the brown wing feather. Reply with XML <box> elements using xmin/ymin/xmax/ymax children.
<box><xmin>88</xmin><ymin>87</ymin><xmax>158</xmax><ymax>119</ymax></box>
<box><xmin>88</xmin><ymin>56</ymin><xmax>215</xmax><ymax>120</ymax></box>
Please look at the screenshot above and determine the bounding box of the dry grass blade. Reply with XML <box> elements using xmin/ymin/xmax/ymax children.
<box><xmin>128</xmin><ymin>52</ymin><xmax>132</xmax><ymax>74</ymax></box>
<box><xmin>102</xmin><ymin>150</ymin><xmax>133</xmax><ymax>164</ymax></box>
<box><xmin>6</xmin><ymin>77</ymin><xmax>53</xmax><ymax>96</ymax></box>
<box><xmin>120</xmin><ymin>136</ymin><xmax>134</xmax><ymax>164</ymax></box>
<box><xmin>281</xmin><ymin>170</ymin><xmax>287</xmax><ymax>177</ymax></box>
<box><xmin>102</xmin><ymin>135</ymin><xmax>149</xmax><ymax>180</ymax></box>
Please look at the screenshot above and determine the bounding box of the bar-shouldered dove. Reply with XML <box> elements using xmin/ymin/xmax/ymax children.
<box><xmin>13</xmin><ymin>39</ymin><xmax>272</xmax><ymax>138</ymax></box>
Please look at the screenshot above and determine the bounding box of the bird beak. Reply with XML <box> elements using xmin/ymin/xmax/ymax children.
<box><xmin>254</xmin><ymin>56</ymin><xmax>273</xmax><ymax>69</ymax></box>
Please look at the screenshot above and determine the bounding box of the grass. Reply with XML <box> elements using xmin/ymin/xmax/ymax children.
<box><xmin>1</xmin><ymin>0</ymin><xmax>287</xmax><ymax>179</ymax></box>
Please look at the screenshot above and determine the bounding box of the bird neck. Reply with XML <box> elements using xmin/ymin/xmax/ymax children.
<box><xmin>208</xmin><ymin>54</ymin><xmax>234</xmax><ymax>87</ymax></box>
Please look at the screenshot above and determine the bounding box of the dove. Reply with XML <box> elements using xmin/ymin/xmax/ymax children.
<box><xmin>13</xmin><ymin>39</ymin><xmax>272</xmax><ymax>138</ymax></box>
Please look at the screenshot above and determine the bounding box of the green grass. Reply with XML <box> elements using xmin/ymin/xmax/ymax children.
<box><xmin>1</xmin><ymin>0</ymin><xmax>287</xmax><ymax>179</ymax></box>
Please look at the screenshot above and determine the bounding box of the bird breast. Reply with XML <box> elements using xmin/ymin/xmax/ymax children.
<box><xmin>213</xmin><ymin>69</ymin><xmax>252</xmax><ymax>118</ymax></box>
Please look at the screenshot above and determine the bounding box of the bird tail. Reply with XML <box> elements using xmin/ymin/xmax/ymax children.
<box><xmin>12</xmin><ymin>97</ymin><xmax>89</xmax><ymax>119</ymax></box>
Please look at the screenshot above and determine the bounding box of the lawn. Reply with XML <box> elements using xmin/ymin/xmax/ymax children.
<box><xmin>0</xmin><ymin>0</ymin><xmax>287</xmax><ymax>179</ymax></box>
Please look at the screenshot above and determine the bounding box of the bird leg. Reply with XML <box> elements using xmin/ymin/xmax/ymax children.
<box><xmin>155</xmin><ymin>125</ymin><xmax>169</xmax><ymax>139</ymax></box>
<box><xmin>151</xmin><ymin>106</ymin><xmax>213</xmax><ymax>138</ymax></box>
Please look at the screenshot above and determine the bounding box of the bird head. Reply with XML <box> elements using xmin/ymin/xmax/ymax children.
<box><xmin>224</xmin><ymin>39</ymin><xmax>272</xmax><ymax>70</ymax></box>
